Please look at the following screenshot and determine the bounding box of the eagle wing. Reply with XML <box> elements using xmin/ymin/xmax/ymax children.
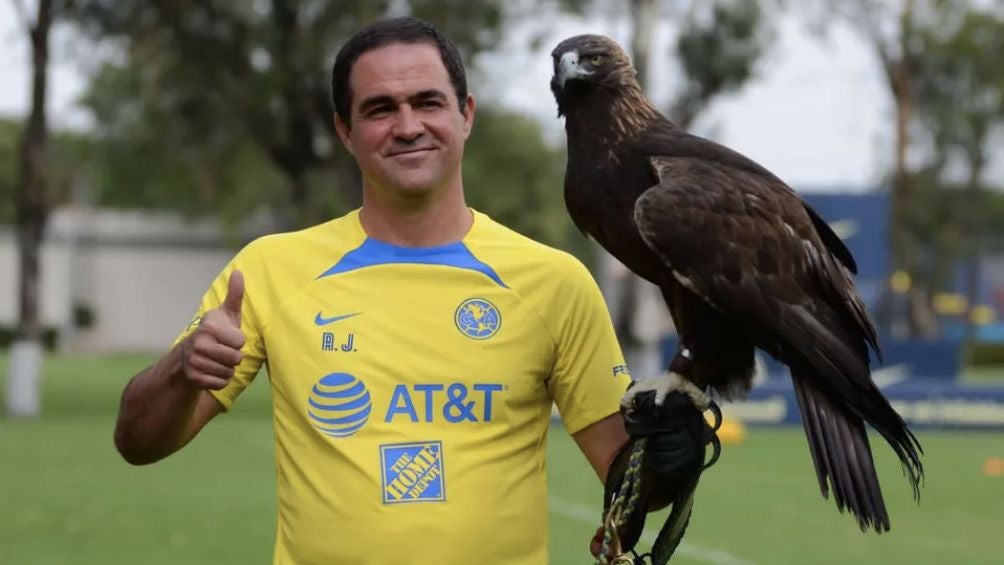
<box><xmin>632</xmin><ymin>149</ymin><xmax>921</xmax><ymax>531</ymax></box>
<box><xmin>633</xmin><ymin>151</ymin><xmax>876</xmax><ymax>369</ymax></box>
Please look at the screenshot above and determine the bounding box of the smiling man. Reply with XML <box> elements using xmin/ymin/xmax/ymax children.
<box><xmin>112</xmin><ymin>17</ymin><xmax>636</xmax><ymax>565</ymax></box>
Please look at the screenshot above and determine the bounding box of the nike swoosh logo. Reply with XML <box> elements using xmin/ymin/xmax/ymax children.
<box><xmin>314</xmin><ymin>312</ymin><xmax>362</xmax><ymax>326</ymax></box>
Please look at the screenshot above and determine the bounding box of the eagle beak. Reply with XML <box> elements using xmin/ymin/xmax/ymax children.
<box><xmin>553</xmin><ymin>51</ymin><xmax>591</xmax><ymax>90</ymax></box>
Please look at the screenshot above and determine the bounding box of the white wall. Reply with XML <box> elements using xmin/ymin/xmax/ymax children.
<box><xmin>68</xmin><ymin>244</ymin><xmax>233</xmax><ymax>353</ymax></box>
<box><xmin>0</xmin><ymin>230</ymin><xmax>73</xmax><ymax>328</ymax></box>
<box><xmin>0</xmin><ymin>207</ymin><xmax>254</xmax><ymax>353</ymax></box>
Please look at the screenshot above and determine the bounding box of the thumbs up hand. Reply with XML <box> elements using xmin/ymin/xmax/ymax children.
<box><xmin>181</xmin><ymin>270</ymin><xmax>247</xmax><ymax>391</ymax></box>
<box><xmin>220</xmin><ymin>269</ymin><xmax>244</xmax><ymax>326</ymax></box>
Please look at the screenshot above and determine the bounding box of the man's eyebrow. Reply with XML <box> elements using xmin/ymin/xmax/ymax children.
<box><xmin>409</xmin><ymin>89</ymin><xmax>449</xmax><ymax>103</ymax></box>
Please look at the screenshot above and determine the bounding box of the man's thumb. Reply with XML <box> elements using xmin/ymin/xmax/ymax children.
<box><xmin>222</xmin><ymin>269</ymin><xmax>245</xmax><ymax>323</ymax></box>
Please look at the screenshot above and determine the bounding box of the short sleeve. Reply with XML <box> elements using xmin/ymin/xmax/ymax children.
<box><xmin>171</xmin><ymin>244</ymin><xmax>267</xmax><ymax>411</ymax></box>
<box><xmin>547</xmin><ymin>259</ymin><xmax>632</xmax><ymax>434</ymax></box>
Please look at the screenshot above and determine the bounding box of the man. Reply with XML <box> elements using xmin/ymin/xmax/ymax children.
<box><xmin>114</xmin><ymin>17</ymin><xmax>632</xmax><ymax>564</ymax></box>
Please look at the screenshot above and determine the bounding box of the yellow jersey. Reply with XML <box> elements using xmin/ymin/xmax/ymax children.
<box><xmin>175</xmin><ymin>209</ymin><xmax>630</xmax><ymax>564</ymax></box>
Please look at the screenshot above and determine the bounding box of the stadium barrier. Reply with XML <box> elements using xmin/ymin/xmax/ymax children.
<box><xmin>660</xmin><ymin>335</ymin><xmax>1004</xmax><ymax>429</ymax></box>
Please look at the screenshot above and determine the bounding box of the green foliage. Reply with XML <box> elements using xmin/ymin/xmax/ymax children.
<box><xmin>0</xmin><ymin>116</ymin><xmax>94</xmax><ymax>223</ymax></box>
<box><xmin>68</xmin><ymin>0</ymin><xmax>581</xmax><ymax>231</ymax></box>
<box><xmin>915</xmin><ymin>5</ymin><xmax>1004</xmax><ymax>175</ymax></box>
<box><xmin>80</xmin><ymin>60</ymin><xmax>284</xmax><ymax>218</ymax></box>
<box><xmin>815</xmin><ymin>0</ymin><xmax>1004</xmax><ymax>335</ymax></box>
<box><xmin>463</xmin><ymin>108</ymin><xmax>587</xmax><ymax>260</ymax></box>
<box><xmin>671</xmin><ymin>0</ymin><xmax>774</xmax><ymax>128</ymax></box>
<box><xmin>905</xmin><ymin>6</ymin><xmax>1004</xmax><ymax>312</ymax></box>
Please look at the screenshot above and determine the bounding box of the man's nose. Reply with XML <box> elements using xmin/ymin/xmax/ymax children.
<box><xmin>393</xmin><ymin>105</ymin><xmax>424</xmax><ymax>140</ymax></box>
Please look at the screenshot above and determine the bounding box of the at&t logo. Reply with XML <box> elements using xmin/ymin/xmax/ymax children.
<box><xmin>307</xmin><ymin>372</ymin><xmax>371</xmax><ymax>438</ymax></box>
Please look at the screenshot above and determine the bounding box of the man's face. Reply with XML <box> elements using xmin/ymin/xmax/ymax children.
<box><xmin>336</xmin><ymin>42</ymin><xmax>475</xmax><ymax>201</ymax></box>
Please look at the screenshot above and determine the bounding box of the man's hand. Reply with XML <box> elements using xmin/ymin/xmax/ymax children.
<box><xmin>592</xmin><ymin>390</ymin><xmax>722</xmax><ymax>563</ymax></box>
<box><xmin>589</xmin><ymin>525</ymin><xmax>613</xmax><ymax>559</ymax></box>
<box><xmin>180</xmin><ymin>270</ymin><xmax>246</xmax><ymax>390</ymax></box>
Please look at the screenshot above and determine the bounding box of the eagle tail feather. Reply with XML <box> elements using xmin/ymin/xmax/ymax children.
<box><xmin>780</xmin><ymin>305</ymin><xmax>923</xmax><ymax>517</ymax></box>
<box><xmin>791</xmin><ymin>373</ymin><xmax>889</xmax><ymax>531</ymax></box>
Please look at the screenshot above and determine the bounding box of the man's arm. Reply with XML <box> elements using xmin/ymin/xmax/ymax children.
<box><xmin>572</xmin><ymin>411</ymin><xmax>630</xmax><ymax>483</ymax></box>
<box><xmin>113</xmin><ymin>348</ymin><xmax>227</xmax><ymax>465</ymax></box>
<box><xmin>113</xmin><ymin>271</ymin><xmax>246</xmax><ymax>465</ymax></box>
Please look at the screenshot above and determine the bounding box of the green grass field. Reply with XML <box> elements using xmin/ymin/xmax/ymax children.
<box><xmin>1</xmin><ymin>354</ymin><xmax>1003</xmax><ymax>564</ymax></box>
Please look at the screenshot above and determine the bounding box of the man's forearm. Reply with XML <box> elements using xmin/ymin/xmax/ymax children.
<box><xmin>113</xmin><ymin>343</ymin><xmax>202</xmax><ymax>465</ymax></box>
<box><xmin>572</xmin><ymin>412</ymin><xmax>630</xmax><ymax>483</ymax></box>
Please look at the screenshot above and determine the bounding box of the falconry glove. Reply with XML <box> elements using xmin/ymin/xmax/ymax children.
<box><xmin>596</xmin><ymin>388</ymin><xmax>721</xmax><ymax>565</ymax></box>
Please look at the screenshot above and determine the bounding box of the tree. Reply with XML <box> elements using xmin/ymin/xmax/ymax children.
<box><xmin>797</xmin><ymin>0</ymin><xmax>1004</xmax><ymax>340</ymax></box>
<box><xmin>817</xmin><ymin>0</ymin><xmax>1004</xmax><ymax>338</ymax></box>
<box><xmin>913</xmin><ymin>5</ymin><xmax>1004</xmax><ymax>341</ymax></box>
<box><xmin>669</xmin><ymin>0</ymin><xmax>774</xmax><ymax>129</ymax></box>
<box><xmin>7</xmin><ymin>0</ymin><xmax>55</xmax><ymax>419</ymax></box>
<box><xmin>69</xmin><ymin>0</ymin><xmax>581</xmax><ymax>228</ymax></box>
<box><xmin>79</xmin><ymin>61</ymin><xmax>287</xmax><ymax>225</ymax></box>
<box><xmin>819</xmin><ymin>0</ymin><xmax>948</xmax><ymax>337</ymax></box>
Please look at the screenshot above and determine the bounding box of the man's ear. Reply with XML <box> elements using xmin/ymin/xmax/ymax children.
<box><xmin>461</xmin><ymin>94</ymin><xmax>475</xmax><ymax>139</ymax></box>
<box><xmin>334</xmin><ymin>114</ymin><xmax>354</xmax><ymax>155</ymax></box>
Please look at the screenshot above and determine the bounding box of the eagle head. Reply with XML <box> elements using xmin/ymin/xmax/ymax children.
<box><xmin>550</xmin><ymin>34</ymin><xmax>637</xmax><ymax>116</ymax></box>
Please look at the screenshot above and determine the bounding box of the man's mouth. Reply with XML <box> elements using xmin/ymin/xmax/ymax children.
<box><xmin>388</xmin><ymin>147</ymin><xmax>436</xmax><ymax>157</ymax></box>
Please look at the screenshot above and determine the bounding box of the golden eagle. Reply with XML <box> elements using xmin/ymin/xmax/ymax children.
<box><xmin>550</xmin><ymin>34</ymin><xmax>923</xmax><ymax>559</ymax></box>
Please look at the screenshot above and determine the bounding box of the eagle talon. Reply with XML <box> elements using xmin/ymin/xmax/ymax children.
<box><xmin>704</xmin><ymin>431</ymin><xmax>722</xmax><ymax>470</ymax></box>
<box><xmin>705</xmin><ymin>399</ymin><xmax>723</xmax><ymax>432</ymax></box>
<box><xmin>621</xmin><ymin>372</ymin><xmax>710</xmax><ymax>414</ymax></box>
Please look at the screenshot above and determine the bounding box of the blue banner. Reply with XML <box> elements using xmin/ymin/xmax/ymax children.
<box><xmin>726</xmin><ymin>378</ymin><xmax>1004</xmax><ymax>429</ymax></box>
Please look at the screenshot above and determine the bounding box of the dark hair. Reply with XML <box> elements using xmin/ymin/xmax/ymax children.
<box><xmin>331</xmin><ymin>17</ymin><xmax>468</xmax><ymax>127</ymax></box>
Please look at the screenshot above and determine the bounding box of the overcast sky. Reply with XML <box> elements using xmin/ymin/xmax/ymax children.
<box><xmin>0</xmin><ymin>4</ymin><xmax>895</xmax><ymax>191</ymax></box>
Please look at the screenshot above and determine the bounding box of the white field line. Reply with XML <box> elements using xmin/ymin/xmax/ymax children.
<box><xmin>549</xmin><ymin>495</ymin><xmax>759</xmax><ymax>565</ymax></box>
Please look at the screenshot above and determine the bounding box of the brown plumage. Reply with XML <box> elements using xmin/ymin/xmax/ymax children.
<box><xmin>551</xmin><ymin>34</ymin><xmax>923</xmax><ymax>536</ymax></box>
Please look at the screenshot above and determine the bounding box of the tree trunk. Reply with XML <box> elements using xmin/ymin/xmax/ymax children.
<box><xmin>880</xmin><ymin>0</ymin><xmax>936</xmax><ymax>338</ymax></box>
<box><xmin>8</xmin><ymin>0</ymin><xmax>53</xmax><ymax>419</ymax></box>
<box><xmin>630</xmin><ymin>0</ymin><xmax>656</xmax><ymax>89</ymax></box>
<box><xmin>962</xmin><ymin>145</ymin><xmax>987</xmax><ymax>344</ymax></box>
<box><xmin>891</xmin><ymin>68</ymin><xmax>931</xmax><ymax>337</ymax></box>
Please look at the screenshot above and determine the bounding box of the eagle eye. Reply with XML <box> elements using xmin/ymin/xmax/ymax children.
<box><xmin>588</xmin><ymin>54</ymin><xmax>604</xmax><ymax>66</ymax></box>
